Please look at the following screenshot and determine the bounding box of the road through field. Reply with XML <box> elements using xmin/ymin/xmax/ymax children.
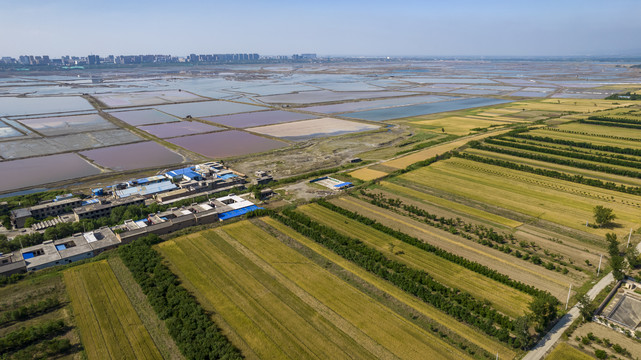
<box><xmin>523</xmin><ymin>272</ymin><xmax>614</xmax><ymax>360</ymax></box>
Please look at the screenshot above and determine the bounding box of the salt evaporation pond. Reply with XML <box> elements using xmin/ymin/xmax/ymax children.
<box><xmin>510</xmin><ymin>91</ymin><xmax>549</xmax><ymax>97</ymax></box>
<box><xmin>397</xmin><ymin>78</ymin><xmax>496</xmax><ymax>84</ymax></box>
<box><xmin>168</xmin><ymin>130</ymin><xmax>286</xmax><ymax>158</ymax></box>
<box><xmin>247</xmin><ymin>118</ymin><xmax>380</xmax><ymax>141</ymax></box>
<box><xmin>450</xmin><ymin>89</ymin><xmax>502</xmax><ymax>95</ymax></box>
<box><xmin>202</xmin><ymin>110</ymin><xmax>316</xmax><ymax>128</ymax></box>
<box><xmin>138</xmin><ymin>121</ymin><xmax>224</xmax><ymax>138</ymax></box>
<box><xmin>153</xmin><ymin>100</ymin><xmax>266</xmax><ymax>118</ymax></box>
<box><xmin>304</xmin><ymin>95</ymin><xmax>455</xmax><ymax>114</ymax></box>
<box><xmin>0</xmin><ymin>125</ymin><xmax>22</xmax><ymax>138</ymax></box>
<box><xmin>0</xmin><ymin>130</ymin><xmax>143</xmax><ymax>159</ymax></box>
<box><xmin>18</xmin><ymin>114</ymin><xmax>116</xmax><ymax>136</ymax></box>
<box><xmin>0</xmin><ymin>96</ymin><xmax>94</xmax><ymax>116</ymax></box>
<box><xmin>80</xmin><ymin>141</ymin><xmax>184</xmax><ymax>171</ymax></box>
<box><xmin>110</xmin><ymin>109</ymin><xmax>180</xmax><ymax>126</ymax></box>
<box><xmin>345</xmin><ymin>98</ymin><xmax>512</xmax><ymax>121</ymax></box>
<box><xmin>0</xmin><ymin>154</ymin><xmax>101</xmax><ymax>193</ymax></box>
<box><xmin>257</xmin><ymin>90</ymin><xmax>417</xmax><ymax>104</ymax></box>
<box><xmin>94</xmin><ymin>90</ymin><xmax>207</xmax><ymax>107</ymax></box>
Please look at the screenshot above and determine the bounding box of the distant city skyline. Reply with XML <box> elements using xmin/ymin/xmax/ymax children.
<box><xmin>2</xmin><ymin>0</ymin><xmax>640</xmax><ymax>58</ymax></box>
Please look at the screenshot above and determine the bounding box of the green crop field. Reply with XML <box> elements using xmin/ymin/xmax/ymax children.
<box><xmin>396</xmin><ymin>157</ymin><xmax>641</xmax><ymax>236</ymax></box>
<box><xmin>63</xmin><ymin>261</ymin><xmax>162</xmax><ymax>360</ymax></box>
<box><xmin>157</xmin><ymin>221</ymin><xmax>470</xmax><ymax>360</ymax></box>
<box><xmin>262</xmin><ymin>217</ymin><xmax>518</xmax><ymax>359</ymax></box>
<box><xmin>297</xmin><ymin>203</ymin><xmax>533</xmax><ymax>318</ymax></box>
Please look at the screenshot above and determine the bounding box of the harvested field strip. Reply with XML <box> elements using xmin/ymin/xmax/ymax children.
<box><xmin>298</xmin><ymin>203</ymin><xmax>532</xmax><ymax>318</ymax></box>
<box><xmin>557</xmin><ymin>122</ymin><xmax>641</xmax><ymax>140</ymax></box>
<box><xmin>262</xmin><ymin>217</ymin><xmax>516</xmax><ymax>359</ymax></box>
<box><xmin>159</xmin><ymin>234</ymin><xmax>358</xmax><ymax>360</ymax></box>
<box><xmin>502</xmin><ymin>137</ymin><xmax>641</xmax><ymax>162</ymax></box>
<box><xmin>476</xmin><ymin>142</ymin><xmax>641</xmax><ymax>175</ymax></box>
<box><xmin>383</xmin><ymin>129</ymin><xmax>510</xmax><ymax>169</ymax></box>
<box><xmin>465</xmin><ymin>148</ymin><xmax>641</xmax><ymax>187</ymax></box>
<box><xmin>63</xmin><ymin>261</ymin><xmax>162</xmax><ymax>360</ymax></box>
<box><xmin>331</xmin><ymin>196</ymin><xmax>566</xmax><ymax>290</ymax></box>
<box><xmin>400</xmin><ymin>157</ymin><xmax>641</xmax><ymax>235</ymax></box>
<box><xmin>505</xmin><ymin>99</ymin><xmax>633</xmax><ymax>113</ymax></box>
<box><xmin>527</xmin><ymin>129</ymin><xmax>641</xmax><ymax>149</ymax></box>
<box><xmin>221</xmin><ymin>222</ymin><xmax>469</xmax><ymax>360</ymax></box>
<box><xmin>545</xmin><ymin>343</ymin><xmax>592</xmax><ymax>360</ymax></box>
<box><xmin>331</xmin><ymin>196</ymin><xmax>575</xmax><ymax>299</ymax></box>
<box><xmin>159</xmin><ymin>225</ymin><xmax>466</xmax><ymax>360</ymax></box>
<box><xmin>349</xmin><ymin>167</ymin><xmax>389</xmax><ymax>181</ymax></box>
<box><xmin>379</xmin><ymin>181</ymin><xmax>522</xmax><ymax>228</ymax></box>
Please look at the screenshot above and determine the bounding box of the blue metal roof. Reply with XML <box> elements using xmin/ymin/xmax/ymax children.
<box><xmin>82</xmin><ymin>199</ymin><xmax>99</xmax><ymax>206</ymax></box>
<box><xmin>219</xmin><ymin>205</ymin><xmax>263</xmax><ymax>221</ymax></box>
<box><xmin>56</xmin><ymin>244</ymin><xmax>67</xmax><ymax>251</ymax></box>
<box><xmin>23</xmin><ymin>252</ymin><xmax>34</xmax><ymax>259</ymax></box>
<box><xmin>115</xmin><ymin>180</ymin><xmax>177</xmax><ymax>198</ymax></box>
<box><xmin>218</xmin><ymin>173</ymin><xmax>237</xmax><ymax>180</ymax></box>
<box><xmin>166</xmin><ymin>167</ymin><xmax>202</xmax><ymax>180</ymax></box>
<box><xmin>334</xmin><ymin>182</ymin><xmax>352</xmax><ymax>188</ymax></box>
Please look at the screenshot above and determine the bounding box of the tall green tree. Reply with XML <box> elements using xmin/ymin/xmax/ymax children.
<box><xmin>576</xmin><ymin>294</ymin><xmax>595</xmax><ymax>322</ymax></box>
<box><xmin>593</xmin><ymin>206</ymin><xmax>616</xmax><ymax>227</ymax></box>
<box><xmin>607</xmin><ymin>233</ymin><xmax>625</xmax><ymax>280</ymax></box>
<box><xmin>529</xmin><ymin>293</ymin><xmax>558</xmax><ymax>332</ymax></box>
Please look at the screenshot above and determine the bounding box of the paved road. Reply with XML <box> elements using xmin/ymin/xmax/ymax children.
<box><xmin>522</xmin><ymin>272</ymin><xmax>614</xmax><ymax>360</ymax></box>
<box><xmin>523</xmin><ymin>237</ymin><xmax>639</xmax><ymax>359</ymax></box>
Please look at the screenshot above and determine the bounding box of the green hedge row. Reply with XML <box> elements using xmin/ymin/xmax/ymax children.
<box><xmin>118</xmin><ymin>235</ymin><xmax>243</xmax><ymax>360</ymax></box>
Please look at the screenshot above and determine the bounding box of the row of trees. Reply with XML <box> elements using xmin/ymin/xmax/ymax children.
<box><xmin>0</xmin><ymin>319</ymin><xmax>67</xmax><ymax>354</ymax></box>
<box><xmin>471</xmin><ymin>142</ymin><xmax>641</xmax><ymax>180</ymax></box>
<box><xmin>544</xmin><ymin>126</ymin><xmax>641</xmax><ymax>142</ymax></box>
<box><xmin>455</xmin><ymin>152</ymin><xmax>641</xmax><ymax>196</ymax></box>
<box><xmin>580</xmin><ymin>118</ymin><xmax>641</xmax><ymax>130</ymax></box>
<box><xmin>484</xmin><ymin>138</ymin><xmax>641</xmax><ymax>170</ymax></box>
<box><xmin>0</xmin><ymin>297</ymin><xmax>60</xmax><ymax>326</ymax></box>
<box><xmin>511</xmin><ymin>132</ymin><xmax>641</xmax><ymax>157</ymax></box>
<box><xmin>118</xmin><ymin>235</ymin><xmax>243</xmax><ymax>360</ymax></box>
<box><xmin>605</xmin><ymin>92</ymin><xmax>641</xmax><ymax>100</ymax></box>
<box><xmin>273</xmin><ymin>208</ymin><xmax>530</xmax><ymax>348</ymax></box>
<box><xmin>359</xmin><ymin>191</ymin><xmax>570</xmax><ymax>273</ymax></box>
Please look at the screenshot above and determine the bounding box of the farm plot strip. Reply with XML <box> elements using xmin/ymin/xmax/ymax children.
<box><xmin>63</xmin><ymin>261</ymin><xmax>162</xmax><ymax>360</ymax></box>
<box><xmin>220</xmin><ymin>222</ymin><xmax>472</xmax><ymax>360</ymax></box>
<box><xmin>399</xmin><ymin>157</ymin><xmax>640</xmax><ymax>234</ymax></box>
<box><xmin>158</xmin><ymin>226</ymin><xmax>468</xmax><ymax>360</ymax></box>
<box><xmin>260</xmin><ymin>217</ymin><xmax>517</xmax><ymax>359</ymax></box>
<box><xmin>379</xmin><ymin>181</ymin><xmax>522</xmax><ymax>228</ymax></box>
<box><xmin>298</xmin><ymin>203</ymin><xmax>533</xmax><ymax>317</ymax></box>
<box><xmin>333</xmin><ymin>196</ymin><xmax>574</xmax><ymax>299</ymax></box>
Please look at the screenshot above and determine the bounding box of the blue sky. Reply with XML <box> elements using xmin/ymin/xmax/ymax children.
<box><xmin>1</xmin><ymin>0</ymin><xmax>640</xmax><ymax>57</ymax></box>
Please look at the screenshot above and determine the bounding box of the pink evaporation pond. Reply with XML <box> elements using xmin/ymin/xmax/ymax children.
<box><xmin>138</xmin><ymin>121</ymin><xmax>224</xmax><ymax>138</ymax></box>
<box><xmin>110</xmin><ymin>109</ymin><xmax>180</xmax><ymax>126</ymax></box>
<box><xmin>202</xmin><ymin>110</ymin><xmax>316</xmax><ymax>128</ymax></box>
<box><xmin>167</xmin><ymin>130</ymin><xmax>286</xmax><ymax>158</ymax></box>
<box><xmin>0</xmin><ymin>153</ymin><xmax>101</xmax><ymax>192</ymax></box>
<box><xmin>79</xmin><ymin>141</ymin><xmax>184</xmax><ymax>171</ymax></box>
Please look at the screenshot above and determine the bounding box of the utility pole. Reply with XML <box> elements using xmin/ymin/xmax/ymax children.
<box><xmin>627</xmin><ymin>228</ymin><xmax>632</xmax><ymax>249</ymax></box>
<box><xmin>565</xmin><ymin>283</ymin><xmax>573</xmax><ymax>310</ymax></box>
<box><xmin>597</xmin><ymin>254</ymin><xmax>603</xmax><ymax>276</ymax></box>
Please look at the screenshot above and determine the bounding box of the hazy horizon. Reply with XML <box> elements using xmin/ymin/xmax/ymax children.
<box><xmin>2</xmin><ymin>0</ymin><xmax>640</xmax><ymax>58</ymax></box>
